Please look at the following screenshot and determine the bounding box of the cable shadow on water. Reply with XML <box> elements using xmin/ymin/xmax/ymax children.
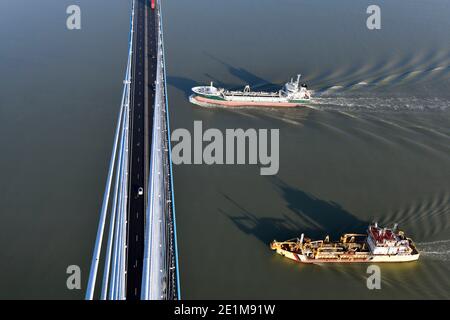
<box><xmin>167</xmin><ymin>75</ymin><xmax>198</xmax><ymax>99</ymax></box>
<box><xmin>203</xmin><ymin>51</ymin><xmax>278</xmax><ymax>90</ymax></box>
<box><xmin>167</xmin><ymin>65</ymin><xmax>276</xmax><ymax>101</ymax></box>
<box><xmin>222</xmin><ymin>178</ymin><xmax>368</xmax><ymax>245</ymax></box>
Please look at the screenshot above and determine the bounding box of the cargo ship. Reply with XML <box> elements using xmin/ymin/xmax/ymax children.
<box><xmin>270</xmin><ymin>223</ymin><xmax>420</xmax><ymax>263</ymax></box>
<box><xmin>189</xmin><ymin>74</ymin><xmax>312</xmax><ymax>108</ymax></box>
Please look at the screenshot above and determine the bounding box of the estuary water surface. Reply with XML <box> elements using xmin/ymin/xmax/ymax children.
<box><xmin>0</xmin><ymin>0</ymin><xmax>449</xmax><ymax>299</ymax></box>
<box><xmin>164</xmin><ymin>0</ymin><xmax>450</xmax><ymax>299</ymax></box>
<box><xmin>0</xmin><ymin>0</ymin><xmax>131</xmax><ymax>299</ymax></box>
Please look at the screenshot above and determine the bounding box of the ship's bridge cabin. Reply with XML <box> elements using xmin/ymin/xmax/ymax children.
<box><xmin>192</xmin><ymin>82</ymin><xmax>222</xmax><ymax>97</ymax></box>
<box><xmin>367</xmin><ymin>223</ymin><xmax>411</xmax><ymax>255</ymax></box>
<box><xmin>282</xmin><ymin>75</ymin><xmax>301</xmax><ymax>95</ymax></box>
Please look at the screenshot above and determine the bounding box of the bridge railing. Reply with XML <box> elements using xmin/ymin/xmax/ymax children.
<box><xmin>141</xmin><ymin>0</ymin><xmax>180</xmax><ymax>300</ymax></box>
<box><xmin>85</xmin><ymin>0</ymin><xmax>135</xmax><ymax>300</ymax></box>
<box><xmin>160</xmin><ymin>0</ymin><xmax>181</xmax><ymax>301</ymax></box>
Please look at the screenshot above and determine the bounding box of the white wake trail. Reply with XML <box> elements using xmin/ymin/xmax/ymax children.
<box><xmin>311</xmin><ymin>97</ymin><xmax>450</xmax><ymax>112</ymax></box>
<box><xmin>417</xmin><ymin>240</ymin><xmax>450</xmax><ymax>261</ymax></box>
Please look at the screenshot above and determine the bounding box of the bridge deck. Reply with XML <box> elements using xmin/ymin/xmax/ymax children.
<box><xmin>126</xmin><ymin>0</ymin><xmax>157</xmax><ymax>299</ymax></box>
<box><xmin>85</xmin><ymin>0</ymin><xmax>179</xmax><ymax>300</ymax></box>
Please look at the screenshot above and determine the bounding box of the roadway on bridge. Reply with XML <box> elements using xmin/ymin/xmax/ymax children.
<box><xmin>126</xmin><ymin>0</ymin><xmax>157</xmax><ymax>300</ymax></box>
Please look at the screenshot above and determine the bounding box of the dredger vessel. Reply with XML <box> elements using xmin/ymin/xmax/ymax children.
<box><xmin>270</xmin><ymin>223</ymin><xmax>419</xmax><ymax>263</ymax></box>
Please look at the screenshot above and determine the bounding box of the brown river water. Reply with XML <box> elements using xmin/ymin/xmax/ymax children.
<box><xmin>0</xmin><ymin>0</ymin><xmax>449</xmax><ymax>299</ymax></box>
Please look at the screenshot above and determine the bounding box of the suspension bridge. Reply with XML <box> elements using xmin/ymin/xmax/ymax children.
<box><xmin>84</xmin><ymin>0</ymin><xmax>180</xmax><ymax>300</ymax></box>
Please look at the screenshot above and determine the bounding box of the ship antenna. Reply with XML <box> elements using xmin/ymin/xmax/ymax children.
<box><xmin>210</xmin><ymin>81</ymin><xmax>213</xmax><ymax>88</ymax></box>
<box><xmin>297</xmin><ymin>74</ymin><xmax>301</xmax><ymax>84</ymax></box>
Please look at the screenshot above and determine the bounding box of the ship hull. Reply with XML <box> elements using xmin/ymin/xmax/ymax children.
<box><xmin>190</xmin><ymin>94</ymin><xmax>308</xmax><ymax>108</ymax></box>
<box><xmin>274</xmin><ymin>247</ymin><xmax>420</xmax><ymax>264</ymax></box>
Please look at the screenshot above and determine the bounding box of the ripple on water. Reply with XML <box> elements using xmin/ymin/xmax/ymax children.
<box><xmin>312</xmin><ymin>46</ymin><xmax>450</xmax><ymax>95</ymax></box>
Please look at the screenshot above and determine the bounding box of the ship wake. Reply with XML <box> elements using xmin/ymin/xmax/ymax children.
<box><xmin>416</xmin><ymin>240</ymin><xmax>450</xmax><ymax>261</ymax></box>
<box><xmin>311</xmin><ymin>96</ymin><xmax>450</xmax><ymax>112</ymax></box>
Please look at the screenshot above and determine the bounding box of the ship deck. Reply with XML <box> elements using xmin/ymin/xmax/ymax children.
<box><xmin>223</xmin><ymin>90</ymin><xmax>281</xmax><ymax>97</ymax></box>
